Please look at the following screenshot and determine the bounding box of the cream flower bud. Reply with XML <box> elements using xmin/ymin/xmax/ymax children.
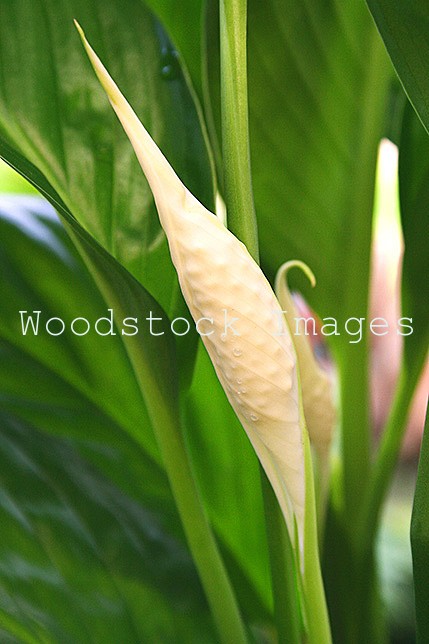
<box><xmin>275</xmin><ymin>261</ymin><xmax>336</xmax><ymax>457</ymax></box>
<box><xmin>76</xmin><ymin>22</ymin><xmax>306</xmax><ymax>549</ymax></box>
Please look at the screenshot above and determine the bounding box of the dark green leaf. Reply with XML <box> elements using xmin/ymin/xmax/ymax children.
<box><xmin>0</xmin><ymin>414</ymin><xmax>214</xmax><ymax>643</ymax></box>
<box><xmin>398</xmin><ymin>102</ymin><xmax>429</xmax><ymax>371</ymax></box>
<box><xmin>144</xmin><ymin>0</ymin><xmax>205</xmax><ymax>99</ymax></box>
<box><xmin>411</xmin><ymin>406</ymin><xmax>429</xmax><ymax>644</ymax></box>
<box><xmin>0</xmin><ymin>196</ymin><xmax>214</xmax><ymax>641</ymax></box>
<box><xmin>366</xmin><ymin>0</ymin><xmax>429</xmax><ymax>135</ymax></box>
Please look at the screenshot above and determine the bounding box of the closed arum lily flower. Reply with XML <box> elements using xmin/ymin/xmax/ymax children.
<box><xmin>75</xmin><ymin>21</ymin><xmax>318</xmax><ymax>556</ymax></box>
<box><xmin>275</xmin><ymin>261</ymin><xmax>337</xmax><ymax>519</ymax></box>
<box><xmin>275</xmin><ymin>261</ymin><xmax>336</xmax><ymax>459</ymax></box>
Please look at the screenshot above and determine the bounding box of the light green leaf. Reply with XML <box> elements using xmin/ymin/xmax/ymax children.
<box><xmin>0</xmin><ymin>0</ymin><xmax>213</xmax><ymax>314</ymax></box>
<box><xmin>246</xmin><ymin>1</ymin><xmax>389</xmax><ymax>320</ymax></box>
<box><xmin>0</xmin><ymin>160</ymin><xmax>36</xmax><ymax>194</ymax></box>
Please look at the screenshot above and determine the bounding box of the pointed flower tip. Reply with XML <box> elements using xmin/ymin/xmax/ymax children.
<box><xmin>74</xmin><ymin>20</ymin><xmax>91</xmax><ymax>57</ymax></box>
<box><xmin>76</xmin><ymin>25</ymin><xmax>190</xmax><ymax>226</ymax></box>
<box><xmin>73</xmin><ymin>19</ymin><xmax>84</xmax><ymax>38</ymax></box>
<box><xmin>74</xmin><ymin>21</ymin><xmax>124</xmax><ymax>118</ymax></box>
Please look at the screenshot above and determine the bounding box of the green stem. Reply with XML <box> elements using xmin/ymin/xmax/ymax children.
<box><xmin>143</xmin><ymin>399</ymin><xmax>249</xmax><ymax>644</ymax></box>
<box><xmin>303</xmin><ymin>434</ymin><xmax>332</xmax><ymax>644</ymax></box>
<box><xmin>358</xmin><ymin>351</ymin><xmax>427</xmax><ymax>555</ymax></box>
<box><xmin>219</xmin><ymin>4</ymin><xmax>307</xmax><ymax>638</ymax></box>
<box><xmin>65</xmin><ymin>227</ymin><xmax>248</xmax><ymax>644</ymax></box>
<box><xmin>261</xmin><ymin>470</ymin><xmax>302</xmax><ymax>644</ymax></box>
<box><xmin>219</xmin><ymin>0</ymin><xmax>258</xmax><ymax>261</ymax></box>
<box><xmin>219</xmin><ymin>2</ymin><xmax>289</xmax><ymax>639</ymax></box>
<box><xmin>337</xmin><ymin>337</ymin><xmax>371</xmax><ymax>522</ymax></box>
<box><xmin>411</xmin><ymin>406</ymin><xmax>429</xmax><ymax>643</ymax></box>
<box><xmin>124</xmin><ymin>340</ymin><xmax>248</xmax><ymax>644</ymax></box>
<box><xmin>220</xmin><ymin>6</ymin><xmax>331</xmax><ymax>640</ymax></box>
<box><xmin>337</xmin><ymin>28</ymin><xmax>391</xmax><ymax>526</ymax></box>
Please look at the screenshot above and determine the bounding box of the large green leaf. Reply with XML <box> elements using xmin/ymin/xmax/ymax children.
<box><xmin>0</xmin><ymin>0</ymin><xmax>213</xmax><ymax>314</ymax></box>
<box><xmin>398</xmin><ymin>103</ymin><xmax>429</xmax><ymax>370</ymax></box>
<box><xmin>0</xmin><ymin>415</ymin><xmax>213</xmax><ymax>643</ymax></box>
<box><xmin>0</xmin><ymin>195</ymin><xmax>162</xmax><ymax>472</ymax></box>
<box><xmin>0</xmin><ymin>196</ymin><xmax>214</xmax><ymax>641</ymax></box>
<box><xmin>247</xmin><ymin>1</ymin><xmax>390</xmax><ymax>319</ymax></box>
<box><xmin>366</xmin><ymin>0</ymin><xmax>429</xmax><ymax>136</ymax></box>
<box><xmin>398</xmin><ymin>103</ymin><xmax>429</xmax><ymax>644</ymax></box>
<box><xmin>0</xmin><ymin>0</ymin><xmax>208</xmax><ymax>514</ymax></box>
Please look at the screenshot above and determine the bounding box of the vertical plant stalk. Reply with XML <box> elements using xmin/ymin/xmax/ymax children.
<box><xmin>219</xmin><ymin>0</ymin><xmax>258</xmax><ymax>260</ymax></box>
<box><xmin>219</xmin><ymin>4</ymin><xmax>331</xmax><ymax>642</ymax></box>
<box><xmin>261</xmin><ymin>473</ymin><xmax>302</xmax><ymax>644</ymax></box>
<box><xmin>359</xmin><ymin>351</ymin><xmax>428</xmax><ymax>554</ymax></box>
<box><xmin>324</xmin><ymin>30</ymin><xmax>396</xmax><ymax>642</ymax></box>
<box><xmin>65</xmin><ymin>222</ymin><xmax>248</xmax><ymax>644</ymax></box>
<box><xmin>140</xmin><ymin>397</ymin><xmax>249</xmax><ymax>644</ymax></box>
<box><xmin>339</xmin><ymin>30</ymin><xmax>391</xmax><ymax>525</ymax></box>
<box><xmin>411</xmin><ymin>405</ymin><xmax>429</xmax><ymax>643</ymax></box>
<box><xmin>302</xmin><ymin>436</ymin><xmax>333</xmax><ymax>644</ymax></box>
<box><xmin>219</xmin><ymin>1</ymin><xmax>304</xmax><ymax>638</ymax></box>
